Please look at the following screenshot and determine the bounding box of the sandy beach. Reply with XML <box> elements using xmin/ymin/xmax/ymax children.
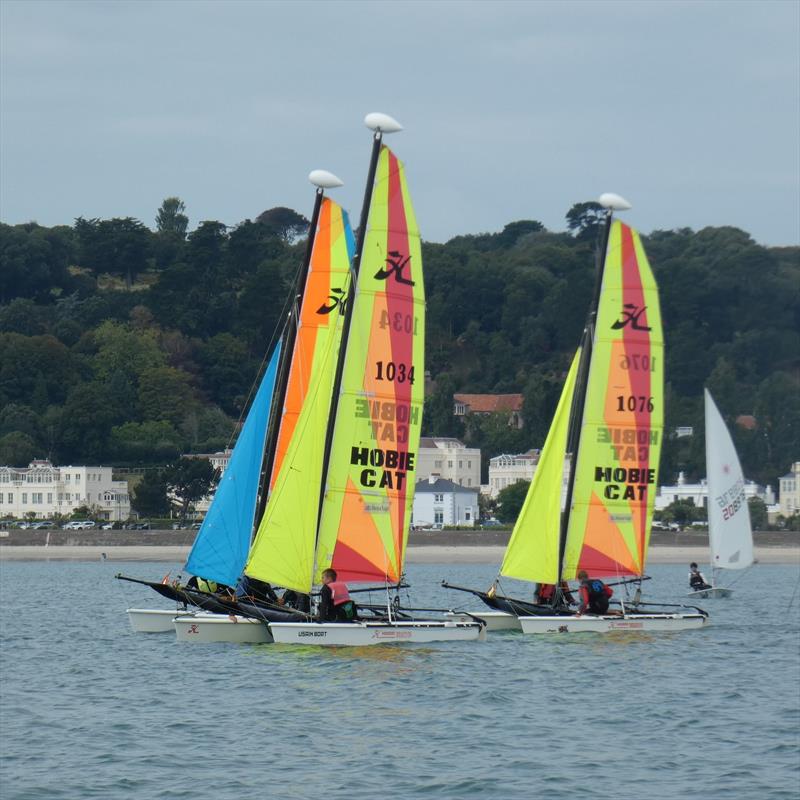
<box><xmin>1</xmin><ymin>543</ymin><xmax>797</xmax><ymax>564</ymax></box>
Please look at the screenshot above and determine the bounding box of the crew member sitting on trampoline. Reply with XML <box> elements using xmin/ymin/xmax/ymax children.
<box><xmin>318</xmin><ymin>568</ymin><xmax>357</xmax><ymax>622</ymax></box>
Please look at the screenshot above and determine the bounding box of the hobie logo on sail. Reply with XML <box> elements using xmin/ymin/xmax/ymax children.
<box><xmin>611</xmin><ymin>303</ymin><xmax>651</xmax><ymax>331</ymax></box>
<box><xmin>354</xmin><ymin>398</ymin><xmax>420</xmax><ymax>444</ymax></box>
<box><xmin>594</xmin><ymin>466</ymin><xmax>655</xmax><ymax>501</ymax></box>
<box><xmin>597</xmin><ymin>426</ymin><xmax>659</xmax><ymax>461</ymax></box>
<box><xmin>317</xmin><ymin>286</ymin><xmax>346</xmax><ymax>315</ymax></box>
<box><xmin>374</xmin><ymin>251</ymin><xmax>415</xmax><ymax>286</ymax></box>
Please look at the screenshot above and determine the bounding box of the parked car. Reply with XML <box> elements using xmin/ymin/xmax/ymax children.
<box><xmin>62</xmin><ymin>520</ymin><xmax>95</xmax><ymax>530</ymax></box>
<box><xmin>482</xmin><ymin>518</ymin><xmax>503</xmax><ymax>528</ymax></box>
<box><xmin>31</xmin><ymin>521</ymin><xmax>55</xmax><ymax>530</ymax></box>
<box><xmin>125</xmin><ymin>522</ymin><xmax>151</xmax><ymax>530</ymax></box>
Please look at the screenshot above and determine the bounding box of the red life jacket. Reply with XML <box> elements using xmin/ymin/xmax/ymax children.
<box><xmin>328</xmin><ymin>581</ymin><xmax>352</xmax><ymax>606</ymax></box>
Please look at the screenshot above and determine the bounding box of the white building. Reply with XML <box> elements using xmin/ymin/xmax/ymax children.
<box><xmin>413</xmin><ymin>475</ymin><xmax>479</xmax><ymax>528</ymax></box>
<box><xmin>778</xmin><ymin>462</ymin><xmax>800</xmax><ymax>517</ymax></box>
<box><xmin>416</xmin><ymin>438</ymin><xmax>481</xmax><ymax>488</ymax></box>
<box><xmin>183</xmin><ymin>449</ymin><xmax>232</xmax><ymax>514</ymax></box>
<box><xmin>0</xmin><ymin>460</ymin><xmax>130</xmax><ymax>521</ymax></box>
<box><xmin>655</xmin><ymin>471</ymin><xmax>773</xmax><ymax>511</ymax></box>
<box><xmin>487</xmin><ymin>450</ymin><xmax>540</xmax><ymax>498</ymax></box>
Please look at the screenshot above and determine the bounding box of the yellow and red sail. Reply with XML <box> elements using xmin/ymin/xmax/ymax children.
<box><xmin>270</xmin><ymin>198</ymin><xmax>354</xmax><ymax>489</ymax></box>
<box><xmin>561</xmin><ymin>220</ymin><xmax>663</xmax><ymax>579</ymax></box>
<box><xmin>314</xmin><ymin>145</ymin><xmax>424</xmax><ymax>584</ymax></box>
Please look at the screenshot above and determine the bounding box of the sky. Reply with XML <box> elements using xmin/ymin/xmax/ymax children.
<box><xmin>1</xmin><ymin>0</ymin><xmax>798</xmax><ymax>246</ymax></box>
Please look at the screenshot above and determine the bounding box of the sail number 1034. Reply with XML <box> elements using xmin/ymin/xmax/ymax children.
<box><xmin>616</xmin><ymin>395</ymin><xmax>654</xmax><ymax>412</ymax></box>
<box><xmin>375</xmin><ymin>361</ymin><xmax>415</xmax><ymax>384</ymax></box>
<box><xmin>379</xmin><ymin>310</ymin><xmax>419</xmax><ymax>335</ymax></box>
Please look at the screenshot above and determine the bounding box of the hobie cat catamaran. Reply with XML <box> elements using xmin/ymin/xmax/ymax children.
<box><xmin>119</xmin><ymin>169</ymin><xmax>355</xmax><ymax>641</ymax></box>
<box><xmin>446</xmin><ymin>195</ymin><xmax>708</xmax><ymax>634</ymax></box>
<box><xmin>687</xmin><ymin>389</ymin><xmax>754</xmax><ymax>599</ymax></box>
<box><xmin>244</xmin><ymin>113</ymin><xmax>484</xmax><ymax>645</ymax></box>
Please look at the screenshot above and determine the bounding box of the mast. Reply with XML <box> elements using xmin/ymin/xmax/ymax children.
<box><xmin>554</xmin><ymin>193</ymin><xmax>632</xmax><ymax>600</ymax></box>
<box><xmin>313</xmin><ymin>112</ymin><xmax>403</xmax><ymax>577</ymax></box>
<box><xmin>252</xmin><ymin>170</ymin><xmax>345</xmax><ymax>540</ymax></box>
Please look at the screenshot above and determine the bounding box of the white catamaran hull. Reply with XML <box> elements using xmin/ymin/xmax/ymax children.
<box><xmin>518</xmin><ymin>612</ymin><xmax>708</xmax><ymax>635</ymax></box>
<box><xmin>127</xmin><ymin>608</ymin><xmax>189</xmax><ymax>633</ymax></box>
<box><xmin>269</xmin><ymin>620</ymin><xmax>485</xmax><ymax>646</ymax></box>
<box><xmin>688</xmin><ymin>587</ymin><xmax>733</xmax><ymax>599</ymax></box>
<box><xmin>444</xmin><ymin>611</ymin><xmax>522</xmax><ymax>631</ymax></box>
<box><xmin>174</xmin><ymin>613</ymin><xmax>273</xmax><ymax>644</ymax></box>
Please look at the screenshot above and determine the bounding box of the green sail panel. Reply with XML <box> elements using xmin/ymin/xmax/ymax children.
<box><xmin>500</xmin><ymin>351</ymin><xmax>580</xmax><ymax>584</ymax></box>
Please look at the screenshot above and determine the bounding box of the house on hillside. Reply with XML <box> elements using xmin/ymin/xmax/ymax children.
<box><xmin>487</xmin><ymin>450</ymin><xmax>539</xmax><ymax>499</ymax></box>
<box><xmin>453</xmin><ymin>393</ymin><xmax>524</xmax><ymax>428</ymax></box>
<box><xmin>416</xmin><ymin>437</ymin><xmax>480</xmax><ymax>488</ymax></box>
<box><xmin>779</xmin><ymin>462</ymin><xmax>800</xmax><ymax>517</ymax></box>
<box><xmin>412</xmin><ymin>476</ymin><xmax>478</xmax><ymax>528</ymax></box>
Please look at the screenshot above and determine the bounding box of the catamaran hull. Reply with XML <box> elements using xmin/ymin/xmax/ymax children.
<box><xmin>688</xmin><ymin>587</ymin><xmax>733</xmax><ymax>599</ymax></box>
<box><xmin>174</xmin><ymin>614</ymin><xmax>274</xmax><ymax>644</ymax></box>
<box><xmin>518</xmin><ymin>612</ymin><xmax>708</xmax><ymax>634</ymax></box>
<box><xmin>269</xmin><ymin>620</ymin><xmax>485</xmax><ymax>646</ymax></box>
<box><xmin>127</xmin><ymin>608</ymin><xmax>186</xmax><ymax>633</ymax></box>
<box><xmin>445</xmin><ymin>611</ymin><xmax>522</xmax><ymax>631</ymax></box>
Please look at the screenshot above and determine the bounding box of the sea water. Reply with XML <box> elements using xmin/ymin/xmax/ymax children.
<box><xmin>1</xmin><ymin>560</ymin><xmax>798</xmax><ymax>800</ymax></box>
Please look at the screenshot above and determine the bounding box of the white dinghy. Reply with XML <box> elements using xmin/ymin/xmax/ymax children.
<box><xmin>242</xmin><ymin>114</ymin><xmax>484</xmax><ymax>646</ymax></box>
<box><xmin>127</xmin><ymin>608</ymin><xmax>190</xmax><ymax>633</ymax></box>
<box><xmin>687</xmin><ymin>390</ymin><xmax>754</xmax><ymax>600</ymax></box>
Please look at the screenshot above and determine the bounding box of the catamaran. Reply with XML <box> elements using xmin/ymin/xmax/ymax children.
<box><xmin>687</xmin><ymin>389</ymin><xmax>754</xmax><ymax>599</ymax></box>
<box><xmin>446</xmin><ymin>195</ymin><xmax>709</xmax><ymax>634</ymax></box>
<box><xmin>243</xmin><ymin>113</ymin><xmax>484</xmax><ymax>646</ymax></box>
<box><xmin>119</xmin><ymin>169</ymin><xmax>355</xmax><ymax>641</ymax></box>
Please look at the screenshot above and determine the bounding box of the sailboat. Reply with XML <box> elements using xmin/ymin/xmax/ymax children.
<box><xmin>446</xmin><ymin>194</ymin><xmax>709</xmax><ymax>634</ymax></box>
<box><xmin>120</xmin><ymin>169</ymin><xmax>355</xmax><ymax>641</ymax></box>
<box><xmin>687</xmin><ymin>389</ymin><xmax>754</xmax><ymax>599</ymax></box>
<box><xmin>243</xmin><ymin>113</ymin><xmax>484</xmax><ymax>646</ymax></box>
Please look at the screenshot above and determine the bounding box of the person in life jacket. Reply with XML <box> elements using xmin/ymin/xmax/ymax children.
<box><xmin>318</xmin><ymin>569</ymin><xmax>357</xmax><ymax>622</ymax></box>
<box><xmin>689</xmin><ymin>562</ymin><xmax>712</xmax><ymax>591</ymax></box>
<box><xmin>535</xmin><ymin>581</ymin><xmax>576</xmax><ymax>606</ymax></box>
<box><xmin>576</xmin><ymin>570</ymin><xmax>613</xmax><ymax>615</ymax></box>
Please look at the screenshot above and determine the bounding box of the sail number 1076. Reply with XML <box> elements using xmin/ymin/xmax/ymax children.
<box><xmin>616</xmin><ymin>395</ymin><xmax>655</xmax><ymax>413</ymax></box>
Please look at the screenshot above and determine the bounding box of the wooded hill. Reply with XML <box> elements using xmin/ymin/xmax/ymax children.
<box><xmin>1</xmin><ymin>199</ymin><xmax>798</xmax><ymax>489</ymax></box>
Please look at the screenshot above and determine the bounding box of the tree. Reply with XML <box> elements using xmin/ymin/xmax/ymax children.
<box><xmin>75</xmin><ymin>217</ymin><xmax>152</xmax><ymax>288</ymax></box>
<box><xmin>565</xmin><ymin>201</ymin><xmax>604</xmax><ymax>241</ymax></box>
<box><xmin>132</xmin><ymin>469</ymin><xmax>171</xmax><ymax>517</ymax></box>
<box><xmin>660</xmin><ymin>499</ymin><xmax>702</xmax><ymax>528</ymax></box>
<box><xmin>138</xmin><ymin>367</ymin><xmax>195</xmax><ymax>426</ymax></box>
<box><xmin>496</xmin><ymin>479</ymin><xmax>530</xmax><ymax>523</ymax></box>
<box><xmin>0</xmin><ymin>432</ymin><xmax>37</xmax><ymax>466</ymax></box>
<box><xmin>748</xmin><ymin>497</ymin><xmax>768</xmax><ymax>530</ymax></box>
<box><xmin>164</xmin><ymin>457</ymin><xmax>217</xmax><ymax>521</ymax></box>
<box><xmin>255</xmin><ymin>207</ymin><xmax>309</xmax><ymax>243</ymax></box>
<box><xmin>155</xmin><ymin>197</ymin><xmax>189</xmax><ymax>238</ymax></box>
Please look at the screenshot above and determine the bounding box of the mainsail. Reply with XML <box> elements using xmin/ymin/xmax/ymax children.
<box><xmin>561</xmin><ymin>220</ymin><xmax>664</xmax><ymax>579</ymax></box>
<box><xmin>184</xmin><ymin>342</ymin><xmax>282</xmax><ymax>587</ymax></box>
<box><xmin>705</xmin><ymin>389</ymin><xmax>753</xmax><ymax>571</ymax></box>
<box><xmin>500</xmin><ymin>351</ymin><xmax>581</xmax><ymax>584</ymax></box>
<box><xmin>314</xmin><ymin>145</ymin><xmax>424</xmax><ymax>584</ymax></box>
<box><xmin>270</xmin><ymin>198</ymin><xmax>355</xmax><ymax>489</ymax></box>
<box><xmin>244</xmin><ymin>201</ymin><xmax>355</xmax><ymax>592</ymax></box>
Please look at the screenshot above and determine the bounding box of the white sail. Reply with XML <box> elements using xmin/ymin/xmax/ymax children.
<box><xmin>704</xmin><ymin>389</ymin><xmax>754</xmax><ymax>571</ymax></box>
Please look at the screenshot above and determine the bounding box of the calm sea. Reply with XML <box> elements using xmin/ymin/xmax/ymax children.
<box><xmin>1</xmin><ymin>560</ymin><xmax>798</xmax><ymax>800</ymax></box>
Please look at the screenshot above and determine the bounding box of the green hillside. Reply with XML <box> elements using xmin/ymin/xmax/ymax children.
<box><xmin>1</xmin><ymin>199</ymin><xmax>798</xmax><ymax>489</ymax></box>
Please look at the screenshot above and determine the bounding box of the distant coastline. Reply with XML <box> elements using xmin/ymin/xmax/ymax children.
<box><xmin>1</xmin><ymin>528</ymin><xmax>797</xmax><ymax>564</ymax></box>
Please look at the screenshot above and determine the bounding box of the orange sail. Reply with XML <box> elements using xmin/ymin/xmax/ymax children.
<box><xmin>314</xmin><ymin>145</ymin><xmax>424</xmax><ymax>584</ymax></box>
<box><xmin>269</xmin><ymin>198</ymin><xmax>354</xmax><ymax>489</ymax></box>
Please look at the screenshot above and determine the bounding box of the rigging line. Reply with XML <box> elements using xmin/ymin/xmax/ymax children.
<box><xmin>724</xmin><ymin>564</ymin><xmax>755</xmax><ymax>589</ymax></box>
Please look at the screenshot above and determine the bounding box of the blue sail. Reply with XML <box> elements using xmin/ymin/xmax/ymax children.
<box><xmin>185</xmin><ymin>341</ymin><xmax>282</xmax><ymax>586</ymax></box>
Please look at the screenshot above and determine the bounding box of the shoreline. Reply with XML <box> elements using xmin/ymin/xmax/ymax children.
<box><xmin>1</xmin><ymin>544</ymin><xmax>798</xmax><ymax>565</ymax></box>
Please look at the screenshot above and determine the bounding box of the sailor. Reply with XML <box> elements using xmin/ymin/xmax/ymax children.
<box><xmin>279</xmin><ymin>589</ymin><xmax>311</xmax><ymax>613</ymax></box>
<box><xmin>689</xmin><ymin>562</ymin><xmax>712</xmax><ymax>592</ymax></box>
<box><xmin>318</xmin><ymin>568</ymin><xmax>357</xmax><ymax>622</ymax></box>
<box><xmin>576</xmin><ymin>570</ymin><xmax>613</xmax><ymax>615</ymax></box>
<box><xmin>236</xmin><ymin>575</ymin><xmax>279</xmax><ymax>604</ymax></box>
<box><xmin>535</xmin><ymin>581</ymin><xmax>576</xmax><ymax>606</ymax></box>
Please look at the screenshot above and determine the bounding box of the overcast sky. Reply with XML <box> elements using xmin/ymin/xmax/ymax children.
<box><xmin>1</xmin><ymin>0</ymin><xmax>798</xmax><ymax>245</ymax></box>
